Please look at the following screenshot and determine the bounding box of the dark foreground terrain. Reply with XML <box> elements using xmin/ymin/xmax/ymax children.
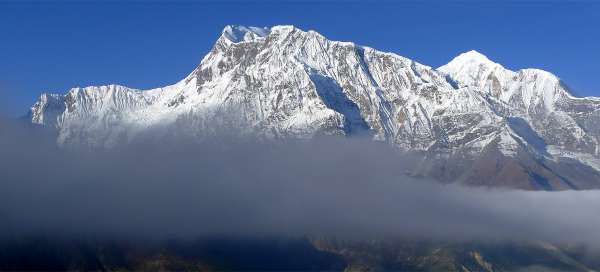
<box><xmin>1</xmin><ymin>237</ymin><xmax>599</xmax><ymax>271</ymax></box>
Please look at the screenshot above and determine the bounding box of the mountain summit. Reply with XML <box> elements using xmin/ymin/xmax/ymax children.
<box><xmin>28</xmin><ymin>25</ymin><xmax>600</xmax><ymax>190</ymax></box>
<box><xmin>221</xmin><ymin>25</ymin><xmax>270</xmax><ymax>43</ymax></box>
<box><xmin>438</xmin><ymin>50</ymin><xmax>506</xmax><ymax>88</ymax></box>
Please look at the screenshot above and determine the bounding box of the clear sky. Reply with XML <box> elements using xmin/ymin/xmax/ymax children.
<box><xmin>1</xmin><ymin>0</ymin><xmax>599</xmax><ymax>116</ymax></box>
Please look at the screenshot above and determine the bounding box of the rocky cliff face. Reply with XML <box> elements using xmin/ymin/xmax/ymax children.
<box><xmin>28</xmin><ymin>25</ymin><xmax>600</xmax><ymax>190</ymax></box>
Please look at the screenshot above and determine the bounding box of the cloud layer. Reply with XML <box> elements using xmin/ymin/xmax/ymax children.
<box><xmin>1</xmin><ymin>118</ymin><xmax>600</xmax><ymax>248</ymax></box>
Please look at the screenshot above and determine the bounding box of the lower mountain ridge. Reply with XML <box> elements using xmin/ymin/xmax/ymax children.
<box><xmin>2</xmin><ymin>237</ymin><xmax>599</xmax><ymax>272</ymax></box>
<box><xmin>27</xmin><ymin>25</ymin><xmax>600</xmax><ymax>190</ymax></box>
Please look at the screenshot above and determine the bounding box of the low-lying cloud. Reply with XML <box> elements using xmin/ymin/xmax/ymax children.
<box><xmin>1</xmin><ymin>118</ymin><xmax>600</xmax><ymax>248</ymax></box>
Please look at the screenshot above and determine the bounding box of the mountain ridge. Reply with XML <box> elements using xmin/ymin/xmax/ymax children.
<box><xmin>27</xmin><ymin>25</ymin><xmax>600</xmax><ymax>190</ymax></box>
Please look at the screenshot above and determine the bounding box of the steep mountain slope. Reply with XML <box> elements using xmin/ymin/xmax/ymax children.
<box><xmin>27</xmin><ymin>25</ymin><xmax>600</xmax><ymax>190</ymax></box>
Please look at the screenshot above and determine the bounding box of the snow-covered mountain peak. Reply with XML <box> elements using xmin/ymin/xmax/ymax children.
<box><xmin>438</xmin><ymin>50</ymin><xmax>574</xmax><ymax>111</ymax></box>
<box><xmin>438</xmin><ymin>50</ymin><xmax>506</xmax><ymax>84</ymax></box>
<box><xmin>441</xmin><ymin>50</ymin><xmax>500</xmax><ymax>69</ymax></box>
<box><xmin>270</xmin><ymin>25</ymin><xmax>297</xmax><ymax>32</ymax></box>
<box><xmin>454</xmin><ymin>50</ymin><xmax>493</xmax><ymax>63</ymax></box>
<box><xmin>221</xmin><ymin>25</ymin><xmax>270</xmax><ymax>43</ymax></box>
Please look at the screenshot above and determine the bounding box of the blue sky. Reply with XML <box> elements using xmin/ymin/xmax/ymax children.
<box><xmin>0</xmin><ymin>1</ymin><xmax>599</xmax><ymax>116</ymax></box>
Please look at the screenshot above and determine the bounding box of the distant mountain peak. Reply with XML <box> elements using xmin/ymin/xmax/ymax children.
<box><xmin>454</xmin><ymin>50</ymin><xmax>494</xmax><ymax>64</ymax></box>
<box><xmin>438</xmin><ymin>50</ymin><xmax>504</xmax><ymax>76</ymax></box>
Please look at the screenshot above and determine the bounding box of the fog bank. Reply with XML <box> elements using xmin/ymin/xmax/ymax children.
<box><xmin>1</xmin><ymin>119</ymin><xmax>599</xmax><ymax>247</ymax></box>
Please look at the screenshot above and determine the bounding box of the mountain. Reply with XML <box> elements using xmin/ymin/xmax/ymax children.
<box><xmin>27</xmin><ymin>25</ymin><xmax>600</xmax><ymax>190</ymax></box>
<box><xmin>4</xmin><ymin>237</ymin><xmax>599</xmax><ymax>271</ymax></box>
